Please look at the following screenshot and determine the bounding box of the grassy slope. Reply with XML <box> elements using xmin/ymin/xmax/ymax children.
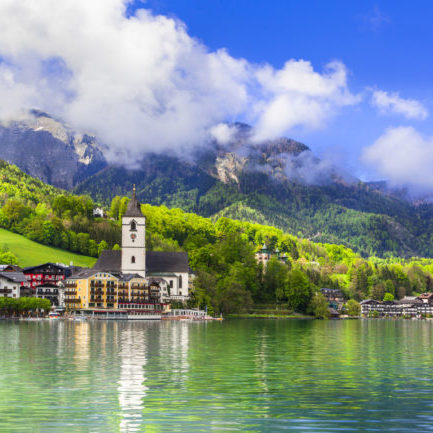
<box><xmin>0</xmin><ymin>228</ymin><xmax>96</xmax><ymax>267</ymax></box>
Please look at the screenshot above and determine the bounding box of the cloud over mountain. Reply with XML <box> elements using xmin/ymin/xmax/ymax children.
<box><xmin>362</xmin><ymin>126</ymin><xmax>433</xmax><ymax>191</ymax></box>
<box><xmin>0</xmin><ymin>0</ymin><xmax>358</xmax><ymax>162</ymax></box>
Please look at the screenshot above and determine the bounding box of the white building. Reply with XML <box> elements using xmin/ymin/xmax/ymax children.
<box><xmin>0</xmin><ymin>271</ymin><xmax>26</xmax><ymax>298</ymax></box>
<box><xmin>93</xmin><ymin>207</ymin><xmax>104</xmax><ymax>218</ymax></box>
<box><xmin>92</xmin><ymin>187</ymin><xmax>190</xmax><ymax>302</ymax></box>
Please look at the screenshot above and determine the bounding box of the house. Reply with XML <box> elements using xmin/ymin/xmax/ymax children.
<box><xmin>361</xmin><ymin>294</ymin><xmax>433</xmax><ymax>318</ymax></box>
<box><xmin>0</xmin><ymin>265</ymin><xmax>23</xmax><ymax>272</ymax></box>
<box><xmin>64</xmin><ymin>269</ymin><xmax>168</xmax><ymax>316</ymax></box>
<box><xmin>93</xmin><ymin>207</ymin><xmax>104</xmax><ymax>218</ymax></box>
<box><xmin>320</xmin><ymin>288</ymin><xmax>345</xmax><ymax>309</ymax></box>
<box><xmin>0</xmin><ymin>271</ymin><xmax>27</xmax><ymax>298</ymax></box>
<box><xmin>22</xmin><ymin>263</ymin><xmax>71</xmax><ymax>292</ymax></box>
<box><xmin>255</xmin><ymin>244</ymin><xmax>289</xmax><ymax>267</ymax></box>
<box><xmin>35</xmin><ymin>283</ymin><xmax>64</xmax><ymax>307</ymax></box>
<box><xmin>418</xmin><ymin>293</ymin><xmax>433</xmax><ymax>304</ymax></box>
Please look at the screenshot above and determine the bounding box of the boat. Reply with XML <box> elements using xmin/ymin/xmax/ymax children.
<box><xmin>48</xmin><ymin>312</ymin><xmax>60</xmax><ymax>319</ymax></box>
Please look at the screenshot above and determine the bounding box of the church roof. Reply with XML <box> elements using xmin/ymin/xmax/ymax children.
<box><xmin>147</xmin><ymin>251</ymin><xmax>189</xmax><ymax>273</ymax></box>
<box><xmin>93</xmin><ymin>250</ymin><xmax>189</xmax><ymax>273</ymax></box>
<box><xmin>123</xmin><ymin>186</ymin><xmax>144</xmax><ymax>218</ymax></box>
<box><xmin>93</xmin><ymin>250</ymin><xmax>121</xmax><ymax>272</ymax></box>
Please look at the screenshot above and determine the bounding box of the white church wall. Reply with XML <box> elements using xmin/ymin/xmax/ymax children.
<box><xmin>121</xmin><ymin>216</ymin><xmax>146</xmax><ymax>277</ymax></box>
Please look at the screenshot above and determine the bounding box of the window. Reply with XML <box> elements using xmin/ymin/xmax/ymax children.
<box><xmin>179</xmin><ymin>275</ymin><xmax>182</xmax><ymax>289</ymax></box>
<box><xmin>131</xmin><ymin>256</ymin><xmax>136</xmax><ymax>264</ymax></box>
<box><xmin>130</xmin><ymin>221</ymin><xmax>136</xmax><ymax>231</ymax></box>
<box><xmin>169</xmin><ymin>280</ymin><xmax>173</xmax><ymax>288</ymax></box>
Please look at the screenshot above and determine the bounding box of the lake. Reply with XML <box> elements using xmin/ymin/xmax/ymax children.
<box><xmin>1</xmin><ymin>319</ymin><xmax>433</xmax><ymax>432</ymax></box>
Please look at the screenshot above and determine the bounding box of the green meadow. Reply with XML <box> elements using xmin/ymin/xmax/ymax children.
<box><xmin>0</xmin><ymin>228</ymin><xmax>96</xmax><ymax>268</ymax></box>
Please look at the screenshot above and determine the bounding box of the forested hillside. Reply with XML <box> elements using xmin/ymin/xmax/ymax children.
<box><xmin>74</xmin><ymin>140</ymin><xmax>433</xmax><ymax>259</ymax></box>
<box><xmin>0</xmin><ymin>160</ymin><xmax>119</xmax><ymax>258</ymax></box>
<box><xmin>2</xmin><ymin>159</ymin><xmax>433</xmax><ymax>314</ymax></box>
<box><xmin>2</xmin><ymin>112</ymin><xmax>433</xmax><ymax>258</ymax></box>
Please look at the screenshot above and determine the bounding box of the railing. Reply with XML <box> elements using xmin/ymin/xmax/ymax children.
<box><xmin>65</xmin><ymin>291</ymin><xmax>76</xmax><ymax>296</ymax></box>
<box><xmin>65</xmin><ymin>299</ymin><xmax>81</xmax><ymax>303</ymax></box>
<box><xmin>0</xmin><ymin>289</ymin><xmax>12</xmax><ymax>294</ymax></box>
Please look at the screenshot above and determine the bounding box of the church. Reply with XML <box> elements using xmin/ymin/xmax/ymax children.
<box><xmin>64</xmin><ymin>188</ymin><xmax>190</xmax><ymax>313</ymax></box>
<box><xmin>94</xmin><ymin>187</ymin><xmax>190</xmax><ymax>300</ymax></box>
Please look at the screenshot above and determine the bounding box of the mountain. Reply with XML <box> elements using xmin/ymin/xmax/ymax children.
<box><xmin>0</xmin><ymin>110</ymin><xmax>106</xmax><ymax>189</ymax></box>
<box><xmin>2</xmin><ymin>114</ymin><xmax>433</xmax><ymax>258</ymax></box>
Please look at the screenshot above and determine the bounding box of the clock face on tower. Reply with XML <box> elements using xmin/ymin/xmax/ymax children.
<box><xmin>130</xmin><ymin>233</ymin><xmax>137</xmax><ymax>242</ymax></box>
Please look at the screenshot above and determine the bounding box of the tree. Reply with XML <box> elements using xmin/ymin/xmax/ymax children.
<box><xmin>285</xmin><ymin>269</ymin><xmax>311</xmax><ymax>313</ymax></box>
<box><xmin>309</xmin><ymin>292</ymin><xmax>330</xmax><ymax>319</ymax></box>
<box><xmin>2</xmin><ymin>199</ymin><xmax>32</xmax><ymax>227</ymax></box>
<box><xmin>88</xmin><ymin>239</ymin><xmax>98</xmax><ymax>257</ymax></box>
<box><xmin>263</xmin><ymin>258</ymin><xmax>288</xmax><ymax>302</ymax></box>
<box><xmin>77</xmin><ymin>233</ymin><xmax>90</xmax><ymax>255</ymax></box>
<box><xmin>98</xmin><ymin>240</ymin><xmax>109</xmax><ymax>257</ymax></box>
<box><xmin>370</xmin><ymin>283</ymin><xmax>385</xmax><ymax>301</ymax></box>
<box><xmin>346</xmin><ymin>299</ymin><xmax>361</xmax><ymax>316</ymax></box>
<box><xmin>109</xmin><ymin>196</ymin><xmax>122</xmax><ymax>220</ymax></box>
<box><xmin>383</xmin><ymin>292</ymin><xmax>394</xmax><ymax>302</ymax></box>
<box><xmin>0</xmin><ymin>251</ymin><xmax>18</xmax><ymax>265</ymax></box>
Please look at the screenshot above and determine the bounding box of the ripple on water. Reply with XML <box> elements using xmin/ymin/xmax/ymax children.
<box><xmin>1</xmin><ymin>319</ymin><xmax>433</xmax><ymax>432</ymax></box>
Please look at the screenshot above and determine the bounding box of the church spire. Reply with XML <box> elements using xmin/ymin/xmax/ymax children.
<box><xmin>123</xmin><ymin>184</ymin><xmax>143</xmax><ymax>217</ymax></box>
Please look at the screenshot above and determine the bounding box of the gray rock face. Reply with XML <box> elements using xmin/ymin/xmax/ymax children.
<box><xmin>0</xmin><ymin>112</ymin><xmax>106</xmax><ymax>189</ymax></box>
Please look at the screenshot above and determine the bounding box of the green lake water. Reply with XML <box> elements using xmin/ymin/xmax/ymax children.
<box><xmin>1</xmin><ymin>319</ymin><xmax>433</xmax><ymax>432</ymax></box>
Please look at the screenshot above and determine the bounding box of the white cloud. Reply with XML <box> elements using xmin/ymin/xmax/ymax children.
<box><xmin>0</xmin><ymin>0</ymin><xmax>359</xmax><ymax>161</ymax></box>
<box><xmin>371</xmin><ymin>90</ymin><xmax>428</xmax><ymax>120</ymax></box>
<box><xmin>362</xmin><ymin>126</ymin><xmax>433</xmax><ymax>189</ymax></box>
<box><xmin>209</xmin><ymin>123</ymin><xmax>238</xmax><ymax>145</ymax></box>
<box><xmin>252</xmin><ymin>60</ymin><xmax>360</xmax><ymax>141</ymax></box>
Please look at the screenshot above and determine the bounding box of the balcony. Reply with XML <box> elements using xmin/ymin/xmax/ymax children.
<box><xmin>65</xmin><ymin>291</ymin><xmax>77</xmax><ymax>296</ymax></box>
<box><xmin>0</xmin><ymin>289</ymin><xmax>12</xmax><ymax>294</ymax></box>
<box><xmin>65</xmin><ymin>299</ymin><xmax>81</xmax><ymax>304</ymax></box>
<box><xmin>90</xmin><ymin>289</ymin><xmax>103</xmax><ymax>295</ymax></box>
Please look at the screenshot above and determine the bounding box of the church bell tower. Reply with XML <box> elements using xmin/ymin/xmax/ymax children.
<box><xmin>121</xmin><ymin>185</ymin><xmax>146</xmax><ymax>277</ymax></box>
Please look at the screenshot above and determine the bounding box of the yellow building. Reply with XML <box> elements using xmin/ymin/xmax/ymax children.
<box><xmin>64</xmin><ymin>270</ymin><xmax>163</xmax><ymax>313</ymax></box>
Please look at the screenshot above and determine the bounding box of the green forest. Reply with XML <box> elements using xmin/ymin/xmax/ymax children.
<box><xmin>2</xmin><ymin>159</ymin><xmax>433</xmax><ymax>315</ymax></box>
<box><xmin>74</xmin><ymin>153</ymin><xmax>433</xmax><ymax>259</ymax></box>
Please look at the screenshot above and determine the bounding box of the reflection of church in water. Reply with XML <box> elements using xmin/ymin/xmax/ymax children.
<box><xmin>64</xmin><ymin>188</ymin><xmax>190</xmax><ymax>315</ymax></box>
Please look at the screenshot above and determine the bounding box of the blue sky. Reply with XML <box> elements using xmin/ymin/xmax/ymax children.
<box><xmin>133</xmin><ymin>0</ymin><xmax>433</xmax><ymax>181</ymax></box>
<box><xmin>1</xmin><ymin>0</ymin><xmax>432</xmax><ymax>189</ymax></box>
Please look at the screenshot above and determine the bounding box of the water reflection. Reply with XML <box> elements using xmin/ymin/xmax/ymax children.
<box><xmin>118</xmin><ymin>323</ymin><xmax>148</xmax><ymax>432</ymax></box>
<box><xmin>1</xmin><ymin>320</ymin><xmax>433</xmax><ymax>432</ymax></box>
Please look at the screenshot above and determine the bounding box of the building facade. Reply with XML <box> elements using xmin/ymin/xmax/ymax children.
<box><xmin>360</xmin><ymin>294</ymin><xmax>433</xmax><ymax>317</ymax></box>
<box><xmin>22</xmin><ymin>263</ymin><xmax>70</xmax><ymax>292</ymax></box>
<box><xmin>0</xmin><ymin>271</ymin><xmax>26</xmax><ymax>298</ymax></box>
<box><xmin>255</xmin><ymin>244</ymin><xmax>289</xmax><ymax>267</ymax></box>
<box><xmin>121</xmin><ymin>186</ymin><xmax>146</xmax><ymax>277</ymax></box>
<box><xmin>35</xmin><ymin>283</ymin><xmax>64</xmax><ymax>306</ymax></box>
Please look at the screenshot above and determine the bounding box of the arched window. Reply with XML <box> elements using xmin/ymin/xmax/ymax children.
<box><xmin>179</xmin><ymin>275</ymin><xmax>182</xmax><ymax>288</ymax></box>
<box><xmin>131</xmin><ymin>256</ymin><xmax>135</xmax><ymax>264</ymax></box>
<box><xmin>130</xmin><ymin>221</ymin><xmax>136</xmax><ymax>231</ymax></box>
